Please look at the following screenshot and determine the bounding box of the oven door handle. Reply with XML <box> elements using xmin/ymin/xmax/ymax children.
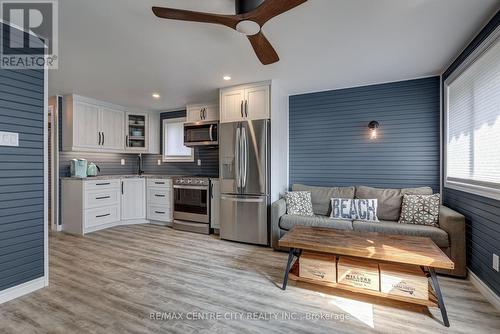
<box><xmin>209</xmin><ymin>124</ymin><xmax>214</xmax><ymax>142</ymax></box>
<box><xmin>173</xmin><ymin>185</ymin><xmax>208</xmax><ymax>190</ymax></box>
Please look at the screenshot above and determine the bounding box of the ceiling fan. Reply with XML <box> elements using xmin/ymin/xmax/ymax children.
<box><xmin>152</xmin><ymin>0</ymin><xmax>308</xmax><ymax>65</ymax></box>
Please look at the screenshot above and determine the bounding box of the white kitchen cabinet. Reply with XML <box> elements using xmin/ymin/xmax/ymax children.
<box><xmin>187</xmin><ymin>103</ymin><xmax>219</xmax><ymax>122</ymax></box>
<box><xmin>100</xmin><ymin>107</ymin><xmax>125</xmax><ymax>151</ymax></box>
<box><xmin>147</xmin><ymin>179</ymin><xmax>173</xmax><ymax>225</ymax></box>
<box><xmin>125</xmin><ymin>112</ymin><xmax>148</xmax><ymax>152</ymax></box>
<box><xmin>210</xmin><ymin>179</ymin><xmax>220</xmax><ymax>230</ymax></box>
<box><xmin>69</xmin><ymin>101</ymin><xmax>100</xmax><ymax>150</ymax></box>
<box><xmin>121</xmin><ymin>178</ymin><xmax>146</xmax><ymax>221</ymax></box>
<box><xmin>219</xmin><ymin>83</ymin><xmax>270</xmax><ymax>123</ymax></box>
<box><xmin>62</xmin><ymin>178</ymin><xmax>121</xmax><ymax>235</ymax></box>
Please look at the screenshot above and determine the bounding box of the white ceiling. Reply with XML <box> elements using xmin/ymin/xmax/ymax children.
<box><xmin>49</xmin><ymin>0</ymin><xmax>500</xmax><ymax>111</ymax></box>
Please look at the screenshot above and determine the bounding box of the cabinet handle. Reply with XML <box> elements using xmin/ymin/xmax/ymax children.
<box><xmin>121</xmin><ymin>181</ymin><xmax>124</xmax><ymax>195</ymax></box>
<box><xmin>96</xmin><ymin>213</ymin><xmax>111</xmax><ymax>218</ymax></box>
<box><xmin>96</xmin><ymin>196</ymin><xmax>111</xmax><ymax>200</ymax></box>
<box><xmin>96</xmin><ymin>182</ymin><xmax>111</xmax><ymax>186</ymax></box>
<box><xmin>240</xmin><ymin>101</ymin><xmax>244</xmax><ymax>117</ymax></box>
<box><xmin>155</xmin><ymin>194</ymin><xmax>165</xmax><ymax>197</ymax></box>
<box><xmin>210</xmin><ymin>183</ymin><xmax>213</xmax><ymax>199</ymax></box>
<box><xmin>155</xmin><ymin>211</ymin><xmax>166</xmax><ymax>214</ymax></box>
<box><xmin>98</xmin><ymin>132</ymin><xmax>102</xmax><ymax>146</ymax></box>
<box><xmin>245</xmin><ymin>100</ymin><xmax>248</xmax><ymax>117</ymax></box>
<box><xmin>126</xmin><ymin>135</ymin><xmax>129</xmax><ymax>147</ymax></box>
<box><xmin>200</xmin><ymin>108</ymin><xmax>203</xmax><ymax>120</ymax></box>
<box><xmin>102</xmin><ymin>132</ymin><xmax>105</xmax><ymax>146</ymax></box>
<box><xmin>155</xmin><ymin>182</ymin><xmax>165</xmax><ymax>185</ymax></box>
<box><xmin>204</xmin><ymin>108</ymin><xmax>207</xmax><ymax>119</ymax></box>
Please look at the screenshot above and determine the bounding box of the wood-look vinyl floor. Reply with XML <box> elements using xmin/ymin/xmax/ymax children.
<box><xmin>1</xmin><ymin>224</ymin><xmax>499</xmax><ymax>334</ymax></box>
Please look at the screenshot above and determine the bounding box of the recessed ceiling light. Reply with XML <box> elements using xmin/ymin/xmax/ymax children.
<box><xmin>152</xmin><ymin>93</ymin><xmax>161</xmax><ymax>99</ymax></box>
<box><xmin>223</xmin><ymin>75</ymin><xmax>231</xmax><ymax>81</ymax></box>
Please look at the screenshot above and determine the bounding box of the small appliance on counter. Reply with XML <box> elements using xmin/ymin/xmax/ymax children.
<box><xmin>70</xmin><ymin>159</ymin><xmax>88</xmax><ymax>178</ymax></box>
<box><xmin>86</xmin><ymin>163</ymin><xmax>101</xmax><ymax>177</ymax></box>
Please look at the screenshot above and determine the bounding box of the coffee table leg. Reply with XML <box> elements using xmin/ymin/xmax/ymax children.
<box><xmin>282</xmin><ymin>248</ymin><xmax>296</xmax><ymax>290</ymax></box>
<box><xmin>429</xmin><ymin>267</ymin><xmax>450</xmax><ymax>327</ymax></box>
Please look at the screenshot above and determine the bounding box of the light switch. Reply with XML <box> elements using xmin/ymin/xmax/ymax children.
<box><xmin>157</xmin><ymin>160</ymin><xmax>162</xmax><ymax>166</ymax></box>
<box><xmin>0</xmin><ymin>131</ymin><xmax>19</xmax><ymax>147</ymax></box>
<box><xmin>120</xmin><ymin>159</ymin><xmax>125</xmax><ymax>166</ymax></box>
<box><xmin>197</xmin><ymin>159</ymin><xmax>202</xmax><ymax>166</ymax></box>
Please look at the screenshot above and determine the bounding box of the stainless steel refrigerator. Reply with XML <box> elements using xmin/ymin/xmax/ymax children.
<box><xmin>219</xmin><ymin>119</ymin><xmax>269</xmax><ymax>245</ymax></box>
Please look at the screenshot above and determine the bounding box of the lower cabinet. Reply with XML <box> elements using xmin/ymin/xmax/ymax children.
<box><xmin>62</xmin><ymin>177</ymin><xmax>172</xmax><ymax>235</ymax></box>
<box><xmin>121</xmin><ymin>178</ymin><xmax>146</xmax><ymax>221</ymax></box>
<box><xmin>147</xmin><ymin>179</ymin><xmax>173</xmax><ymax>224</ymax></box>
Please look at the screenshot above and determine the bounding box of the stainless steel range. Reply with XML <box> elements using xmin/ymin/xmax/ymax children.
<box><xmin>172</xmin><ymin>177</ymin><xmax>210</xmax><ymax>234</ymax></box>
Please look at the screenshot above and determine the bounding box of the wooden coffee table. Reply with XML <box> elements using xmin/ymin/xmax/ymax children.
<box><xmin>278</xmin><ymin>226</ymin><xmax>454</xmax><ymax>327</ymax></box>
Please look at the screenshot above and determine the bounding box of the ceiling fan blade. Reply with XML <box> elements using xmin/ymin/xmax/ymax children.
<box><xmin>247</xmin><ymin>31</ymin><xmax>279</xmax><ymax>65</ymax></box>
<box><xmin>152</xmin><ymin>7</ymin><xmax>239</xmax><ymax>29</ymax></box>
<box><xmin>247</xmin><ymin>0</ymin><xmax>308</xmax><ymax>26</ymax></box>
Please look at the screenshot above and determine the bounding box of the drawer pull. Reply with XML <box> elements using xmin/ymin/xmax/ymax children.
<box><xmin>154</xmin><ymin>194</ymin><xmax>165</xmax><ymax>197</ymax></box>
<box><xmin>154</xmin><ymin>211</ymin><xmax>166</xmax><ymax>214</ymax></box>
<box><xmin>96</xmin><ymin>196</ymin><xmax>111</xmax><ymax>200</ymax></box>
<box><xmin>155</xmin><ymin>182</ymin><xmax>165</xmax><ymax>185</ymax></box>
<box><xmin>96</xmin><ymin>213</ymin><xmax>111</xmax><ymax>218</ymax></box>
<box><xmin>96</xmin><ymin>182</ymin><xmax>111</xmax><ymax>186</ymax></box>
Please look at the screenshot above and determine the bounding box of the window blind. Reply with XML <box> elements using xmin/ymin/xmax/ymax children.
<box><xmin>446</xmin><ymin>35</ymin><xmax>500</xmax><ymax>194</ymax></box>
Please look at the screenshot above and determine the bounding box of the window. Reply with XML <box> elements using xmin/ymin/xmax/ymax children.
<box><xmin>444</xmin><ymin>28</ymin><xmax>500</xmax><ymax>200</ymax></box>
<box><xmin>163</xmin><ymin>118</ymin><xmax>193</xmax><ymax>162</ymax></box>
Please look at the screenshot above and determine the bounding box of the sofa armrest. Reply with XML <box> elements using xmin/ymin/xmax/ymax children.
<box><xmin>439</xmin><ymin>205</ymin><xmax>466</xmax><ymax>277</ymax></box>
<box><xmin>271</xmin><ymin>198</ymin><xmax>287</xmax><ymax>249</ymax></box>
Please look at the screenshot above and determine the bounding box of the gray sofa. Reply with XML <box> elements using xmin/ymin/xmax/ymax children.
<box><xmin>272</xmin><ymin>184</ymin><xmax>466</xmax><ymax>278</ymax></box>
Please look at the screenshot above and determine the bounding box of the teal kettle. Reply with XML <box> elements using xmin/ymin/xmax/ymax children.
<box><xmin>87</xmin><ymin>163</ymin><xmax>100</xmax><ymax>177</ymax></box>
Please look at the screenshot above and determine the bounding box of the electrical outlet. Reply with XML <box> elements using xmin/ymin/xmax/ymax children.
<box><xmin>0</xmin><ymin>131</ymin><xmax>19</xmax><ymax>147</ymax></box>
<box><xmin>197</xmin><ymin>159</ymin><xmax>202</xmax><ymax>166</ymax></box>
<box><xmin>494</xmin><ymin>254</ymin><xmax>499</xmax><ymax>272</ymax></box>
<box><xmin>157</xmin><ymin>160</ymin><xmax>161</xmax><ymax>166</ymax></box>
<box><xmin>120</xmin><ymin>159</ymin><xmax>125</xmax><ymax>166</ymax></box>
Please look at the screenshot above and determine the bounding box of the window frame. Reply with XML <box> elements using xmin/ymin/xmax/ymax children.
<box><xmin>444</xmin><ymin>25</ymin><xmax>500</xmax><ymax>200</ymax></box>
<box><xmin>162</xmin><ymin>117</ymin><xmax>194</xmax><ymax>163</ymax></box>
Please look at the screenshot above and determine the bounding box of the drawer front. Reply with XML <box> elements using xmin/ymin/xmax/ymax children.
<box><xmin>147</xmin><ymin>205</ymin><xmax>172</xmax><ymax>222</ymax></box>
<box><xmin>85</xmin><ymin>179</ymin><xmax>120</xmax><ymax>190</ymax></box>
<box><xmin>85</xmin><ymin>205</ymin><xmax>120</xmax><ymax>228</ymax></box>
<box><xmin>85</xmin><ymin>189</ymin><xmax>120</xmax><ymax>209</ymax></box>
<box><xmin>147</xmin><ymin>178</ymin><xmax>172</xmax><ymax>189</ymax></box>
<box><xmin>147</xmin><ymin>188</ymin><xmax>171</xmax><ymax>206</ymax></box>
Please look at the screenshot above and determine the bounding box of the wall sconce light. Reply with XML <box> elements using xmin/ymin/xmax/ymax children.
<box><xmin>368</xmin><ymin>121</ymin><xmax>379</xmax><ymax>139</ymax></box>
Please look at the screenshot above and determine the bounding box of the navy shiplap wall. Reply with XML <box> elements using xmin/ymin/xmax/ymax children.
<box><xmin>0</xmin><ymin>27</ymin><xmax>45</xmax><ymax>290</ymax></box>
<box><xmin>442</xmin><ymin>10</ymin><xmax>500</xmax><ymax>297</ymax></box>
<box><xmin>142</xmin><ymin>110</ymin><xmax>219</xmax><ymax>177</ymax></box>
<box><xmin>289</xmin><ymin>77</ymin><xmax>440</xmax><ymax>191</ymax></box>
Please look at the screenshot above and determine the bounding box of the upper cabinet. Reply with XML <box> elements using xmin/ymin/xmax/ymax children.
<box><xmin>62</xmin><ymin>95</ymin><xmax>160</xmax><ymax>154</ymax></box>
<box><xmin>125</xmin><ymin>112</ymin><xmax>148</xmax><ymax>152</ymax></box>
<box><xmin>186</xmin><ymin>103</ymin><xmax>219</xmax><ymax>123</ymax></box>
<box><xmin>220</xmin><ymin>83</ymin><xmax>270</xmax><ymax>123</ymax></box>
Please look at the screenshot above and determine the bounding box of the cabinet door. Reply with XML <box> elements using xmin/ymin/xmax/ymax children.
<box><xmin>245</xmin><ymin>85</ymin><xmax>270</xmax><ymax>120</ymax></box>
<box><xmin>125</xmin><ymin>112</ymin><xmax>149</xmax><ymax>152</ymax></box>
<box><xmin>73</xmin><ymin>102</ymin><xmax>100</xmax><ymax>150</ymax></box>
<box><xmin>187</xmin><ymin>105</ymin><xmax>205</xmax><ymax>122</ymax></box>
<box><xmin>220</xmin><ymin>89</ymin><xmax>245</xmax><ymax>123</ymax></box>
<box><xmin>121</xmin><ymin>178</ymin><xmax>146</xmax><ymax>220</ymax></box>
<box><xmin>204</xmin><ymin>104</ymin><xmax>219</xmax><ymax>121</ymax></box>
<box><xmin>100</xmin><ymin>107</ymin><xmax>125</xmax><ymax>151</ymax></box>
<box><xmin>210</xmin><ymin>179</ymin><xmax>220</xmax><ymax>230</ymax></box>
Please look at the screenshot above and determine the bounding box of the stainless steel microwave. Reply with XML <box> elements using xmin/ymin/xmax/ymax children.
<box><xmin>184</xmin><ymin>121</ymin><xmax>218</xmax><ymax>146</ymax></box>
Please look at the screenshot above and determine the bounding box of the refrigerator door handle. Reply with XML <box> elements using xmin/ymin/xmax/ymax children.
<box><xmin>241</xmin><ymin>126</ymin><xmax>248</xmax><ymax>188</ymax></box>
<box><xmin>221</xmin><ymin>196</ymin><xmax>265</xmax><ymax>203</ymax></box>
<box><xmin>235</xmin><ymin>126</ymin><xmax>241</xmax><ymax>190</ymax></box>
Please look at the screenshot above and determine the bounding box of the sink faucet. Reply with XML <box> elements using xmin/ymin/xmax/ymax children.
<box><xmin>137</xmin><ymin>154</ymin><xmax>144</xmax><ymax>176</ymax></box>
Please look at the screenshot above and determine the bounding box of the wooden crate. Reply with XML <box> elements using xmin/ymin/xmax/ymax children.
<box><xmin>380</xmin><ymin>263</ymin><xmax>429</xmax><ymax>300</ymax></box>
<box><xmin>338</xmin><ymin>257</ymin><xmax>380</xmax><ymax>291</ymax></box>
<box><xmin>299</xmin><ymin>251</ymin><xmax>337</xmax><ymax>283</ymax></box>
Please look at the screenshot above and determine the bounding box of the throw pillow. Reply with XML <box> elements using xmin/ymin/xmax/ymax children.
<box><xmin>285</xmin><ymin>191</ymin><xmax>314</xmax><ymax>216</ymax></box>
<box><xmin>399</xmin><ymin>194</ymin><xmax>440</xmax><ymax>227</ymax></box>
<box><xmin>330</xmin><ymin>198</ymin><xmax>379</xmax><ymax>222</ymax></box>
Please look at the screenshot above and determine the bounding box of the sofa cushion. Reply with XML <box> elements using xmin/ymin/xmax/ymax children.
<box><xmin>284</xmin><ymin>191</ymin><xmax>314</xmax><ymax>216</ymax></box>
<box><xmin>356</xmin><ymin>186</ymin><xmax>434</xmax><ymax>221</ymax></box>
<box><xmin>399</xmin><ymin>194</ymin><xmax>441</xmax><ymax>227</ymax></box>
<box><xmin>331</xmin><ymin>198</ymin><xmax>379</xmax><ymax>222</ymax></box>
<box><xmin>292</xmin><ymin>184</ymin><xmax>355</xmax><ymax>216</ymax></box>
<box><xmin>352</xmin><ymin>220</ymin><xmax>449</xmax><ymax>248</ymax></box>
<box><xmin>279</xmin><ymin>214</ymin><xmax>354</xmax><ymax>231</ymax></box>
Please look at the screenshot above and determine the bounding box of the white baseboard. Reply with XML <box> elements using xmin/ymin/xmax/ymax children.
<box><xmin>0</xmin><ymin>276</ymin><xmax>47</xmax><ymax>304</ymax></box>
<box><xmin>468</xmin><ymin>269</ymin><xmax>500</xmax><ymax>312</ymax></box>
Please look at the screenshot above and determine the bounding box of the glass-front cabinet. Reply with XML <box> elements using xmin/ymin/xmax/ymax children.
<box><xmin>126</xmin><ymin>112</ymin><xmax>148</xmax><ymax>152</ymax></box>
